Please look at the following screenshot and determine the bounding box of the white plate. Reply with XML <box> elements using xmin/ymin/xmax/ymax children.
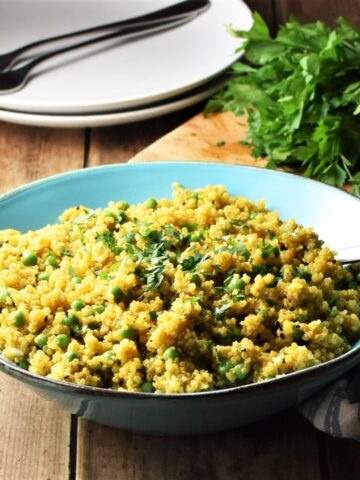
<box><xmin>0</xmin><ymin>75</ymin><xmax>224</xmax><ymax>127</ymax></box>
<box><xmin>0</xmin><ymin>0</ymin><xmax>252</xmax><ymax>114</ymax></box>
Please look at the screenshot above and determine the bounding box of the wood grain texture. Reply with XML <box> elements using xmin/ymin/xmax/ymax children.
<box><xmin>0</xmin><ymin>123</ymin><xmax>84</xmax><ymax>479</ymax></box>
<box><xmin>245</xmin><ymin>0</ymin><xmax>277</xmax><ymax>34</ymax></box>
<box><xmin>0</xmin><ymin>374</ymin><xmax>71</xmax><ymax>480</ymax></box>
<box><xmin>130</xmin><ymin>111</ymin><xmax>266</xmax><ymax>166</ymax></box>
<box><xmin>76</xmin><ymin>410</ymin><xmax>321</xmax><ymax>480</ymax></box>
<box><xmin>324</xmin><ymin>434</ymin><xmax>360</xmax><ymax>480</ymax></box>
<box><xmin>276</xmin><ymin>0</ymin><xmax>360</xmax><ymax>26</ymax></box>
<box><xmin>0</xmin><ymin>122</ymin><xmax>84</xmax><ymax>193</ymax></box>
<box><xmin>87</xmin><ymin>107</ymin><xmax>200</xmax><ymax>167</ymax></box>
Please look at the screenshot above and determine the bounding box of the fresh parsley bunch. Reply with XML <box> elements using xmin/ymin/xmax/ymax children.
<box><xmin>205</xmin><ymin>13</ymin><xmax>360</xmax><ymax>195</ymax></box>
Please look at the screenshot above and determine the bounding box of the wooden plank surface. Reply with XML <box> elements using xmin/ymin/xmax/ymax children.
<box><xmin>276</xmin><ymin>0</ymin><xmax>360</xmax><ymax>26</ymax></box>
<box><xmin>87</xmin><ymin>107</ymin><xmax>200</xmax><ymax>167</ymax></box>
<box><xmin>245</xmin><ymin>0</ymin><xmax>277</xmax><ymax>34</ymax></box>
<box><xmin>324</xmin><ymin>434</ymin><xmax>360</xmax><ymax>480</ymax></box>
<box><xmin>130</xmin><ymin>111</ymin><xmax>266</xmax><ymax>166</ymax></box>
<box><xmin>0</xmin><ymin>122</ymin><xmax>84</xmax><ymax>480</ymax></box>
<box><xmin>0</xmin><ymin>123</ymin><xmax>84</xmax><ymax>193</ymax></box>
<box><xmin>77</xmin><ymin>410</ymin><xmax>321</xmax><ymax>480</ymax></box>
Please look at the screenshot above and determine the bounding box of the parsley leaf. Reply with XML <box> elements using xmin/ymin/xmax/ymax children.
<box><xmin>96</xmin><ymin>231</ymin><xmax>116</xmax><ymax>250</ymax></box>
<box><xmin>179</xmin><ymin>252</ymin><xmax>203</xmax><ymax>271</ymax></box>
<box><xmin>205</xmin><ymin>14</ymin><xmax>360</xmax><ymax>195</ymax></box>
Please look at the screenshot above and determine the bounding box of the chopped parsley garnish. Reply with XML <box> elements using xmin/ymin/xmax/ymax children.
<box><xmin>294</xmin><ymin>268</ymin><xmax>312</xmax><ymax>281</ymax></box>
<box><xmin>230</xmin><ymin>242</ymin><xmax>250</xmax><ymax>259</ymax></box>
<box><xmin>142</xmin><ymin>228</ymin><xmax>171</xmax><ymax>291</ymax></box>
<box><xmin>261</xmin><ymin>245</ymin><xmax>280</xmax><ymax>259</ymax></box>
<box><xmin>179</xmin><ymin>252</ymin><xmax>203</xmax><ymax>271</ymax></box>
<box><xmin>61</xmin><ymin>249</ymin><xmax>73</xmax><ymax>257</ymax></box>
<box><xmin>68</xmin><ymin>265</ymin><xmax>76</xmax><ymax>277</ymax></box>
<box><xmin>214</xmin><ymin>302</ymin><xmax>231</xmax><ymax>319</ymax></box>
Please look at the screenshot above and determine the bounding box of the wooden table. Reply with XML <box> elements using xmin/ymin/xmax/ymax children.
<box><xmin>1</xmin><ymin>1</ymin><xmax>359</xmax><ymax>478</ymax></box>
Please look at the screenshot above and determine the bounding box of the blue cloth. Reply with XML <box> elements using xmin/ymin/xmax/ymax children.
<box><xmin>298</xmin><ymin>369</ymin><xmax>360</xmax><ymax>440</ymax></box>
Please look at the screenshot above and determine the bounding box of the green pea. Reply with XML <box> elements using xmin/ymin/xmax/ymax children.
<box><xmin>329</xmin><ymin>292</ymin><xmax>340</xmax><ymax>307</ymax></box>
<box><xmin>63</xmin><ymin>313</ymin><xmax>78</xmax><ymax>326</ymax></box>
<box><xmin>118</xmin><ymin>200</ymin><xmax>129</xmax><ymax>210</ymax></box>
<box><xmin>145</xmin><ymin>198</ymin><xmax>157</xmax><ymax>209</ymax></box>
<box><xmin>109</xmin><ymin>286</ymin><xmax>123</xmax><ymax>303</ymax></box>
<box><xmin>141</xmin><ymin>382</ymin><xmax>155</xmax><ymax>393</ymax></box>
<box><xmin>234</xmin><ymin>364</ymin><xmax>248</xmax><ymax>380</ymax></box>
<box><xmin>56</xmin><ymin>334</ymin><xmax>70</xmax><ymax>349</ymax></box>
<box><xmin>104</xmin><ymin>210</ymin><xmax>116</xmax><ymax>218</ymax></box>
<box><xmin>71</xmin><ymin>300</ymin><xmax>86</xmax><ymax>311</ymax></box>
<box><xmin>292</xmin><ymin>327</ymin><xmax>303</xmax><ymax>342</ymax></box>
<box><xmin>189</xmin><ymin>232</ymin><xmax>201</xmax><ymax>242</ymax></box>
<box><xmin>218</xmin><ymin>360</ymin><xmax>234</xmax><ymax>378</ymax></box>
<box><xmin>22</xmin><ymin>250</ymin><xmax>38</xmax><ymax>266</ymax></box>
<box><xmin>14</xmin><ymin>311</ymin><xmax>25</xmax><ymax>328</ymax></box>
<box><xmin>227</xmin><ymin>277</ymin><xmax>244</xmax><ymax>292</ymax></box>
<box><xmin>19</xmin><ymin>356</ymin><xmax>29</xmax><ymax>370</ymax></box>
<box><xmin>103</xmin><ymin>350</ymin><xmax>115</xmax><ymax>361</ymax></box>
<box><xmin>94</xmin><ymin>305</ymin><xmax>105</xmax><ymax>314</ymax></box>
<box><xmin>98</xmin><ymin>271</ymin><xmax>108</xmax><ymax>280</ymax></box>
<box><xmin>35</xmin><ymin>333</ymin><xmax>48</xmax><ymax>349</ymax></box>
<box><xmin>183</xmin><ymin>223</ymin><xmax>196</xmax><ymax>232</ymax></box>
<box><xmin>163</xmin><ymin>347</ymin><xmax>180</xmax><ymax>360</ymax></box>
<box><xmin>66</xmin><ymin>351</ymin><xmax>77</xmax><ymax>361</ymax></box>
<box><xmin>149</xmin><ymin>311</ymin><xmax>158</xmax><ymax>322</ymax></box>
<box><xmin>46</xmin><ymin>254</ymin><xmax>58</xmax><ymax>268</ymax></box>
<box><xmin>0</xmin><ymin>289</ymin><xmax>9</xmax><ymax>305</ymax></box>
<box><xmin>231</xmin><ymin>327</ymin><xmax>242</xmax><ymax>339</ymax></box>
<box><xmin>38</xmin><ymin>273</ymin><xmax>50</xmax><ymax>281</ymax></box>
<box><xmin>88</xmin><ymin>321</ymin><xmax>101</xmax><ymax>330</ymax></box>
<box><xmin>199</xmin><ymin>226</ymin><xmax>206</xmax><ymax>239</ymax></box>
<box><xmin>119</xmin><ymin>327</ymin><xmax>136</xmax><ymax>340</ymax></box>
<box><xmin>295</xmin><ymin>313</ymin><xmax>306</xmax><ymax>323</ymax></box>
<box><xmin>348</xmin><ymin>280</ymin><xmax>358</xmax><ymax>289</ymax></box>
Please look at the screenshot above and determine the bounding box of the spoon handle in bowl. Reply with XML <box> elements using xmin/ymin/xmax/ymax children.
<box><xmin>335</xmin><ymin>245</ymin><xmax>360</xmax><ymax>265</ymax></box>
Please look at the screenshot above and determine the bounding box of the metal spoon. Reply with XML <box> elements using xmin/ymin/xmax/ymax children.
<box><xmin>0</xmin><ymin>0</ymin><xmax>210</xmax><ymax>72</ymax></box>
<box><xmin>335</xmin><ymin>245</ymin><xmax>360</xmax><ymax>265</ymax></box>
<box><xmin>0</xmin><ymin>15</ymin><xmax>196</xmax><ymax>94</ymax></box>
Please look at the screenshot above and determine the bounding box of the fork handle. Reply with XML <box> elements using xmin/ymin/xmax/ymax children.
<box><xmin>1</xmin><ymin>0</ymin><xmax>209</xmax><ymax>70</ymax></box>
<box><xmin>11</xmin><ymin>16</ymin><xmax>194</xmax><ymax>77</ymax></box>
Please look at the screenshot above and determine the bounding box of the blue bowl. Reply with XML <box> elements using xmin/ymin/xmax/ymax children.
<box><xmin>0</xmin><ymin>162</ymin><xmax>359</xmax><ymax>435</ymax></box>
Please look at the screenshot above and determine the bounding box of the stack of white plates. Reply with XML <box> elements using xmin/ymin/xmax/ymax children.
<box><xmin>0</xmin><ymin>0</ymin><xmax>252</xmax><ymax>127</ymax></box>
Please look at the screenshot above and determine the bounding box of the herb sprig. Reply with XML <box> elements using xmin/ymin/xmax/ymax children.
<box><xmin>205</xmin><ymin>13</ymin><xmax>360</xmax><ymax>195</ymax></box>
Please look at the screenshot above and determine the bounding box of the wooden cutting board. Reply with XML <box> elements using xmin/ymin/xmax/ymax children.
<box><xmin>130</xmin><ymin>111</ymin><xmax>266</xmax><ymax>166</ymax></box>
<box><xmin>129</xmin><ymin>110</ymin><xmax>355</xmax><ymax>194</ymax></box>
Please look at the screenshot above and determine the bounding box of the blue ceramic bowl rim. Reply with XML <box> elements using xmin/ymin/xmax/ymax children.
<box><xmin>0</xmin><ymin>161</ymin><xmax>358</xmax><ymax>205</ymax></box>
<box><xmin>0</xmin><ymin>161</ymin><xmax>359</xmax><ymax>400</ymax></box>
<box><xmin>1</xmin><ymin>339</ymin><xmax>360</xmax><ymax>400</ymax></box>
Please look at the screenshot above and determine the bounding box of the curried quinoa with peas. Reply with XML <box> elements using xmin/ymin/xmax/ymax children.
<box><xmin>0</xmin><ymin>184</ymin><xmax>359</xmax><ymax>394</ymax></box>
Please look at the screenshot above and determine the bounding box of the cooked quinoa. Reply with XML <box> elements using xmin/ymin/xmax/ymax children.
<box><xmin>0</xmin><ymin>184</ymin><xmax>359</xmax><ymax>394</ymax></box>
